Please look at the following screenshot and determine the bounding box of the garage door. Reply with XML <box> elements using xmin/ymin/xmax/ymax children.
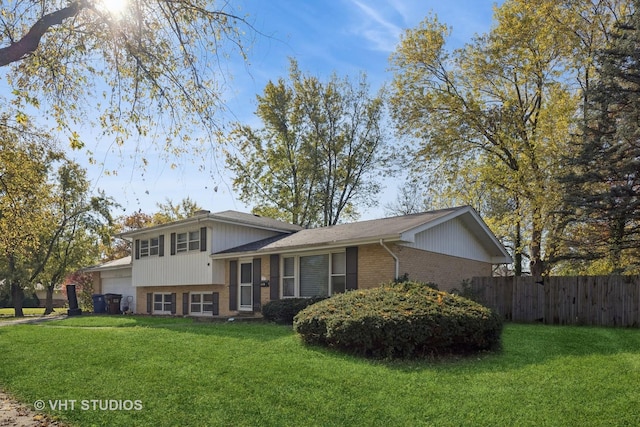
<box><xmin>101</xmin><ymin>277</ymin><xmax>135</xmax><ymax>313</ymax></box>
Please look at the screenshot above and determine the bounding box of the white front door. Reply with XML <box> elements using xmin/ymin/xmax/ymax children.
<box><xmin>239</xmin><ymin>261</ymin><xmax>253</xmax><ymax>311</ymax></box>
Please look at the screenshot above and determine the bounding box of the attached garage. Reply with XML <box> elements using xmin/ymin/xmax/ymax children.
<box><xmin>101</xmin><ymin>276</ymin><xmax>135</xmax><ymax>312</ymax></box>
<box><xmin>86</xmin><ymin>256</ymin><xmax>135</xmax><ymax>313</ymax></box>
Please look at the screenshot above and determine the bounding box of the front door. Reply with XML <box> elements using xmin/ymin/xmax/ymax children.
<box><xmin>239</xmin><ymin>260</ymin><xmax>253</xmax><ymax>311</ymax></box>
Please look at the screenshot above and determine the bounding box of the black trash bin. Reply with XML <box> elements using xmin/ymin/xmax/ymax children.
<box><xmin>92</xmin><ymin>294</ymin><xmax>106</xmax><ymax>313</ymax></box>
<box><xmin>104</xmin><ymin>293</ymin><xmax>122</xmax><ymax>314</ymax></box>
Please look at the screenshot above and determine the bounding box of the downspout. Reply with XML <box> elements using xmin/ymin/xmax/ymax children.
<box><xmin>379</xmin><ymin>239</ymin><xmax>399</xmax><ymax>280</ymax></box>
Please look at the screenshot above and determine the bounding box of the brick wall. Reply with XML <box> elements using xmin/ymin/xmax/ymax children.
<box><xmin>392</xmin><ymin>244</ymin><xmax>492</xmax><ymax>292</ymax></box>
<box><xmin>136</xmin><ymin>284</ymin><xmax>230</xmax><ymax>316</ymax></box>
<box><xmin>357</xmin><ymin>244</ymin><xmax>396</xmax><ymax>289</ymax></box>
<box><xmin>357</xmin><ymin>243</ymin><xmax>493</xmax><ymax>292</ymax></box>
<box><xmin>138</xmin><ymin>249</ymin><xmax>492</xmax><ymax>316</ymax></box>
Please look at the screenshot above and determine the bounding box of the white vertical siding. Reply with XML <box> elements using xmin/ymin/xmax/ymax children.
<box><xmin>402</xmin><ymin>218</ymin><xmax>493</xmax><ymax>263</ymax></box>
<box><xmin>133</xmin><ymin>250</ymin><xmax>214</xmax><ymax>286</ymax></box>
<box><xmin>132</xmin><ymin>222</ymin><xmax>284</xmax><ymax>287</ymax></box>
<box><xmin>211</xmin><ymin>222</ymin><xmax>282</xmax><ymax>252</ymax></box>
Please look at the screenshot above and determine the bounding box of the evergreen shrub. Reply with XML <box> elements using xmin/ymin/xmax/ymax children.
<box><xmin>293</xmin><ymin>281</ymin><xmax>502</xmax><ymax>358</ymax></box>
<box><xmin>262</xmin><ymin>297</ymin><xmax>326</xmax><ymax>325</ymax></box>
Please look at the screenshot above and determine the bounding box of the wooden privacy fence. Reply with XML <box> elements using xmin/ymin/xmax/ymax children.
<box><xmin>470</xmin><ymin>275</ymin><xmax>640</xmax><ymax>327</ymax></box>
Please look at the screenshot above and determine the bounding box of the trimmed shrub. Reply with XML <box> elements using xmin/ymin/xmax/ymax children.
<box><xmin>293</xmin><ymin>281</ymin><xmax>502</xmax><ymax>358</ymax></box>
<box><xmin>262</xmin><ymin>297</ymin><xmax>326</xmax><ymax>325</ymax></box>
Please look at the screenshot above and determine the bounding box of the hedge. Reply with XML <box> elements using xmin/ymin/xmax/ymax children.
<box><xmin>293</xmin><ymin>281</ymin><xmax>502</xmax><ymax>358</ymax></box>
<box><xmin>262</xmin><ymin>297</ymin><xmax>326</xmax><ymax>325</ymax></box>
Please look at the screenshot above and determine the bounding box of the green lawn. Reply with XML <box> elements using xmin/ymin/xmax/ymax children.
<box><xmin>0</xmin><ymin>307</ymin><xmax>65</xmax><ymax>318</ymax></box>
<box><xmin>0</xmin><ymin>316</ymin><xmax>639</xmax><ymax>426</ymax></box>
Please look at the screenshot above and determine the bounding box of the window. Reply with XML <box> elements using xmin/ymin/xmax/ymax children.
<box><xmin>300</xmin><ymin>254</ymin><xmax>329</xmax><ymax>297</ymax></box>
<box><xmin>149</xmin><ymin>238</ymin><xmax>159</xmax><ymax>256</ymax></box>
<box><xmin>188</xmin><ymin>231</ymin><xmax>200</xmax><ymax>251</ymax></box>
<box><xmin>282</xmin><ymin>257</ymin><xmax>295</xmax><ymax>297</ymax></box>
<box><xmin>153</xmin><ymin>293</ymin><xmax>173</xmax><ymax>314</ymax></box>
<box><xmin>176</xmin><ymin>233</ymin><xmax>188</xmax><ymax>252</ymax></box>
<box><xmin>331</xmin><ymin>252</ymin><xmax>346</xmax><ymax>294</ymax></box>
<box><xmin>176</xmin><ymin>230</ymin><xmax>200</xmax><ymax>253</ymax></box>
<box><xmin>190</xmin><ymin>293</ymin><xmax>214</xmax><ymax>315</ymax></box>
<box><xmin>140</xmin><ymin>240</ymin><xmax>149</xmax><ymax>257</ymax></box>
<box><xmin>139</xmin><ymin>237</ymin><xmax>160</xmax><ymax>257</ymax></box>
<box><xmin>282</xmin><ymin>252</ymin><xmax>346</xmax><ymax>298</ymax></box>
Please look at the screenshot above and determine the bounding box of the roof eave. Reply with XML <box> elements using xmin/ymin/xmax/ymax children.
<box><xmin>119</xmin><ymin>213</ymin><xmax>300</xmax><ymax>239</ymax></box>
<box><xmin>83</xmin><ymin>263</ymin><xmax>132</xmax><ymax>272</ymax></box>
<box><xmin>211</xmin><ymin>235</ymin><xmax>403</xmax><ymax>260</ymax></box>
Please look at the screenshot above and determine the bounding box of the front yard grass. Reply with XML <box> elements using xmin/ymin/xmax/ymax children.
<box><xmin>0</xmin><ymin>307</ymin><xmax>63</xmax><ymax>317</ymax></box>
<box><xmin>0</xmin><ymin>316</ymin><xmax>638</xmax><ymax>426</ymax></box>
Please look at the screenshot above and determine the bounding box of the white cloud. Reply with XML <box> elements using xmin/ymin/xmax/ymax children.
<box><xmin>349</xmin><ymin>0</ymin><xmax>404</xmax><ymax>52</ymax></box>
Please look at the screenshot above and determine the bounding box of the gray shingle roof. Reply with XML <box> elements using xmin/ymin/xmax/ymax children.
<box><xmin>84</xmin><ymin>256</ymin><xmax>132</xmax><ymax>271</ymax></box>
<box><xmin>119</xmin><ymin>210</ymin><xmax>302</xmax><ymax>237</ymax></box>
<box><xmin>213</xmin><ymin>210</ymin><xmax>302</xmax><ymax>232</ymax></box>
<box><xmin>214</xmin><ymin>207</ymin><xmax>466</xmax><ymax>256</ymax></box>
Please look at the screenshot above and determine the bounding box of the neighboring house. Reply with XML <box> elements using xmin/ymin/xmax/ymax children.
<box><xmin>87</xmin><ymin>206</ymin><xmax>512</xmax><ymax>317</ymax></box>
<box><xmin>34</xmin><ymin>283</ymin><xmax>66</xmax><ymax>308</ymax></box>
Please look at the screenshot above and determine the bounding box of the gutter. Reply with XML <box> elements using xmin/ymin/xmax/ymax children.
<box><xmin>379</xmin><ymin>239</ymin><xmax>399</xmax><ymax>279</ymax></box>
<box><xmin>210</xmin><ymin>235</ymin><xmax>403</xmax><ymax>260</ymax></box>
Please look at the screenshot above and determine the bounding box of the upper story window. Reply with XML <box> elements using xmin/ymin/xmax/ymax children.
<box><xmin>176</xmin><ymin>233</ymin><xmax>188</xmax><ymax>252</ymax></box>
<box><xmin>176</xmin><ymin>231</ymin><xmax>200</xmax><ymax>252</ymax></box>
<box><xmin>188</xmin><ymin>231</ymin><xmax>200</xmax><ymax>251</ymax></box>
<box><xmin>136</xmin><ymin>236</ymin><xmax>164</xmax><ymax>259</ymax></box>
<box><xmin>171</xmin><ymin>227</ymin><xmax>207</xmax><ymax>255</ymax></box>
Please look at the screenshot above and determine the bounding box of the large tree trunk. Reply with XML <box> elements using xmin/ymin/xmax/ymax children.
<box><xmin>11</xmin><ymin>282</ymin><xmax>24</xmax><ymax>318</ymax></box>
<box><xmin>530</xmin><ymin>227</ymin><xmax>545</xmax><ymax>277</ymax></box>
<box><xmin>44</xmin><ymin>284</ymin><xmax>55</xmax><ymax>315</ymax></box>
<box><xmin>514</xmin><ymin>219</ymin><xmax>523</xmax><ymax>276</ymax></box>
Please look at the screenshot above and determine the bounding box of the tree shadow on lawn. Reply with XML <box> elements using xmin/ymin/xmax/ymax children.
<box><xmin>297</xmin><ymin>322</ymin><xmax>640</xmax><ymax>373</ymax></box>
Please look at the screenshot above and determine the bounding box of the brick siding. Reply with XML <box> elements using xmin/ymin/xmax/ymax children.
<box><xmin>357</xmin><ymin>243</ymin><xmax>492</xmax><ymax>292</ymax></box>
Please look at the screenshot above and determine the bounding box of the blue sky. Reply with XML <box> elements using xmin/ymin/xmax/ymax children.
<box><xmin>77</xmin><ymin>0</ymin><xmax>502</xmax><ymax>220</ymax></box>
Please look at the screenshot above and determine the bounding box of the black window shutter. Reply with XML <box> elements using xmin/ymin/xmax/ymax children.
<box><xmin>270</xmin><ymin>254</ymin><xmax>280</xmax><ymax>301</ymax></box>
<box><xmin>212</xmin><ymin>292</ymin><xmax>219</xmax><ymax>316</ymax></box>
<box><xmin>200</xmin><ymin>227</ymin><xmax>207</xmax><ymax>252</ymax></box>
<box><xmin>182</xmin><ymin>292</ymin><xmax>189</xmax><ymax>315</ymax></box>
<box><xmin>135</xmin><ymin>239</ymin><xmax>140</xmax><ymax>260</ymax></box>
<box><xmin>159</xmin><ymin>235</ymin><xmax>165</xmax><ymax>257</ymax></box>
<box><xmin>346</xmin><ymin>246</ymin><xmax>358</xmax><ymax>290</ymax></box>
<box><xmin>252</xmin><ymin>258</ymin><xmax>262</xmax><ymax>312</ymax></box>
<box><xmin>229</xmin><ymin>260</ymin><xmax>238</xmax><ymax>311</ymax></box>
<box><xmin>171</xmin><ymin>293</ymin><xmax>177</xmax><ymax>314</ymax></box>
<box><xmin>146</xmin><ymin>293</ymin><xmax>152</xmax><ymax>314</ymax></box>
<box><xmin>170</xmin><ymin>233</ymin><xmax>176</xmax><ymax>255</ymax></box>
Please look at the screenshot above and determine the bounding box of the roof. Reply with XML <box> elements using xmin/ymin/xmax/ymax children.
<box><xmin>213</xmin><ymin>206</ymin><xmax>512</xmax><ymax>263</ymax></box>
<box><xmin>119</xmin><ymin>210</ymin><xmax>302</xmax><ymax>238</ymax></box>
<box><xmin>84</xmin><ymin>256</ymin><xmax>132</xmax><ymax>272</ymax></box>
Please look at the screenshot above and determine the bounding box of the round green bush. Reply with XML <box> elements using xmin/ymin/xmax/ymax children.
<box><xmin>293</xmin><ymin>281</ymin><xmax>502</xmax><ymax>358</ymax></box>
<box><xmin>262</xmin><ymin>297</ymin><xmax>326</xmax><ymax>325</ymax></box>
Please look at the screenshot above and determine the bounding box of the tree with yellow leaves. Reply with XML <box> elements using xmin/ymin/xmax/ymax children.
<box><xmin>389</xmin><ymin>0</ymin><xmax>627</xmax><ymax>275</ymax></box>
<box><xmin>0</xmin><ymin>0</ymin><xmax>252</xmax><ymax>159</ymax></box>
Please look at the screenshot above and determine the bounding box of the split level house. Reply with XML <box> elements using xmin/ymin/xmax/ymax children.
<box><xmin>87</xmin><ymin>206</ymin><xmax>512</xmax><ymax>317</ymax></box>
